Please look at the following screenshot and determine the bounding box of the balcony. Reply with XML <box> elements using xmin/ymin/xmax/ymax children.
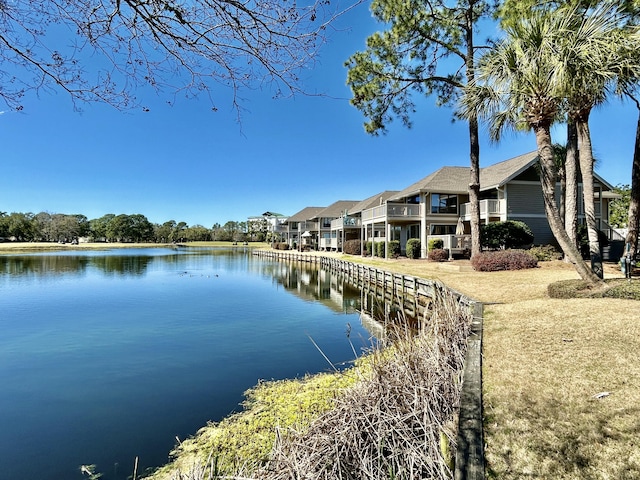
<box><xmin>361</xmin><ymin>203</ymin><xmax>422</xmax><ymax>223</ymax></box>
<box><xmin>460</xmin><ymin>199</ymin><xmax>505</xmax><ymax>221</ymax></box>
<box><xmin>330</xmin><ymin>216</ymin><xmax>362</xmax><ymax>230</ymax></box>
<box><xmin>319</xmin><ymin>237</ymin><xmax>340</xmax><ymax>251</ymax></box>
<box><xmin>426</xmin><ymin>234</ymin><xmax>472</xmax><ymax>260</ymax></box>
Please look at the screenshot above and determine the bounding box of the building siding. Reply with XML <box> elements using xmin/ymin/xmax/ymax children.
<box><xmin>506</xmin><ymin>182</ymin><xmax>545</xmax><ymax>215</ymax></box>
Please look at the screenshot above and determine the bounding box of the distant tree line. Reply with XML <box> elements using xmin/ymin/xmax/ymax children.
<box><xmin>0</xmin><ymin>211</ymin><xmax>265</xmax><ymax>244</ymax></box>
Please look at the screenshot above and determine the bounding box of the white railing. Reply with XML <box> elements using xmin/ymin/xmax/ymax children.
<box><xmin>330</xmin><ymin>216</ymin><xmax>362</xmax><ymax>229</ymax></box>
<box><xmin>319</xmin><ymin>237</ymin><xmax>340</xmax><ymax>250</ymax></box>
<box><xmin>426</xmin><ymin>234</ymin><xmax>471</xmax><ymax>259</ymax></box>
<box><xmin>361</xmin><ymin>203</ymin><xmax>422</xmax><ymax>222</ymax></box>
<box><xmin>460</xmin><ymin>199</ymin><xmax>505</xmax><ymax>219</ymax></box>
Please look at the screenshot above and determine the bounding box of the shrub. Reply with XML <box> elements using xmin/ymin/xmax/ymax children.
<box><xmin>547</xmin><ymin>279</ymin><xmax>591</xmax><ymax>298</ymax></box>
<box><xmin>388</xmin><ymin>240</ymin><xmax>400</xmax><ymax>258</ymax></box>
<box><xmin>428</xmin><ymin>238</ymin><xmax>443</xmax><ymax>251</ymax></box>
<box><xmin>471</xmin><ymin>249</ymin><xmax>538</xmax><ymax>271</ymax></box>
<box><xmin>428</xmin><ymin>248</ymin><xmax>449</xmax><ymax>262</ymax></box>
<box><xmin>376</xmin><ymin>241</ymin><xmax>385</xmax><ymax>258</ymax></box>
<box><xmin>272</xmin><ymin>242</ymin><xmax>289</xmax><ymax>250</ymax></box>
<box><xmin>364</xmin><ymin>241</ymin><xmax>373</xmax><ymax>256</ymax></box>
<box><xmin>481</xmin><ymin>221</ymin><xmax>534</xmax><ymax>250</ymax></box>
<box><xmin>406</xmin><ymin>239</ymin><xmax>421</xmax><ymax>259</ymax></box>
<box><xmin>528</xmin><ymin>244</ymin><xmax>562</xmax><ymax>261</ymax></box>
<box><xmin>343</xmin><ymin>239</ymin><xmax>362</xmax><ymax>256</ymax></box>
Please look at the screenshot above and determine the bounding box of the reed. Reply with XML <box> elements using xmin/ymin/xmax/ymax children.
<box><xmin>147</xmin><ymin>288</ymin><xmax>473</xmax><ymax>480</ymax></box>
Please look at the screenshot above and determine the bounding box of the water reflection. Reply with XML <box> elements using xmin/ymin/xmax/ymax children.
<box><xmin>0</xmin><ymin>248</ymin><xmax>374</xmax><ymax>480</ymax></box>
<box><xmin>0</xmin><ymin>247</ymin><xmax>254</xmax><ymax>278</ymax></box>
<box><xmin>256</xmin><ymin>259</ymin><xmax>421</xmax><ymax>331</ymax></box>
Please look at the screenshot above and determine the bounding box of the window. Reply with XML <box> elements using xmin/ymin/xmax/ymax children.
<box><xmin>431</xmin><ymin>194</ymin><xmax>457</xmax><ymax>214</ymax></box>
<box><xmin>430</xmin><ymin>224</ymin><xmax>457</xmax><ymax>235</ymax></box>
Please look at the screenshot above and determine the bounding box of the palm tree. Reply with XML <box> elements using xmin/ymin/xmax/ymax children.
<box><xmin>558</xmin><ymin>5</ymin><xmax>629</xmax><ymax>278</ymax></box>
<box><xmin>462</xmin><ymin>5</ymin><xmax>604</xmax><ymax>285</ymax></box>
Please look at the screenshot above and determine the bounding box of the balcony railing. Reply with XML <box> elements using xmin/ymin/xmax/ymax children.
<box><xmin>319</xmin><ymin>237</ymin><xmax>339</xmax><ymax>250</ymax></box>
<box><xmin>330</xmin><ymin>216</ymin><xmax>362</xmax><ymax>229</ymax></box>
<box><xmin>426</xmin><ymin>234</ymin><xmax>472</xmax><ymax>259</ymax></box>
<box><xmin>361</xmin><ymin>203</ymin><xmax>422</xmax><ymax>222</ymax></box>
<box><xmin>460</xmin><ymin>199</ymin><xmax>505</xmax><ymax>220</ymax></box>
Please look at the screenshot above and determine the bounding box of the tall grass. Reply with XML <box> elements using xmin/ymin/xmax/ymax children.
<box><xmin>147</xmin><ymin>289</ymin><xmax>473</xmax><ymax>480</ymax></box>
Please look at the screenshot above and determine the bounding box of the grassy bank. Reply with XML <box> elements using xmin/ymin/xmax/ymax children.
<box><xmin>0</xmin><ymin>241</ymin><xmax>269</xmax><ymax>253</ymax></box>
<box><xmin>331</xmin><ymin>255</ymin><xmax>640</xmax><ymax>478</ymax></box>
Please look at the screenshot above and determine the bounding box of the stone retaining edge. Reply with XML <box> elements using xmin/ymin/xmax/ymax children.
<box><xmin>455</xmin><ymin>301</ymin><xmax>485</xmax><ymax>480</ymax></box>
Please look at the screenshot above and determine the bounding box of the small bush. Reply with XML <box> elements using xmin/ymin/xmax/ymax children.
<box><xmin>481</xmin><ymin>221</ymin><xmax>534</xmax><ymax>250</ymax></box>
<box><xmin>343</xmin><ymin>239</ymin><xmax>362</xmax><ymax>255</ymax></box>
<box><xmin>428</xmin><ymin>238</ymin><xmax>443</xmax><ymax>251</ymax></box>
<box><xmin>471</xmin><ymin>249</ymin><xmax>538</xmax><ymax>271</ymax></box>
<box><xmin>406</xmin><ymin>239</ymin><xmax>421</xmax><ymax>259</ymax></box>
<box><xmin>528</xmin><ymin>244</ymin><xmax>562</xmax><ymax>261</ymax></box>
<box><xmin>388</xmin><ymin>240</ymin><xmax>400</xmax><ymax>258</ymax></box>
<box><xmin>272</xmin><ymin>242</ymin><xmax>289</xmax><ymax>250</ymax></box>
<box><xmin>376</xmin><ymin>241</ymin><xmax>385</xmax><ymax>257</ymax></box>
<box><xmin>364</xmin><ymin>241</ymin><xmax>373</xmax><ymax>256</ymax></box>
<box><xmin>548</xmin><ymin>279</ymin><xmax>592</xmax><ymax>298</ymax></box>
<box><xmin>428</xmin><ymin>248</ymin><xmax>449</xmax><ymax>262</ymax></box>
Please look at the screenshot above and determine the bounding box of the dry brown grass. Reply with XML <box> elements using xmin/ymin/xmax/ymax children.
<box><xmin>339</xmin><ymin>255</ymin><xmax>640</xmax><ymax>479</ymax></box>
<box><xmin>484</xmin><ymin>298</ymin><xmax>640</xmax><ymax>479</ymax></box>
<box><xmin>260</xmin><ymin>293</ymin><xmax>473</xmax><ymax>480</ymax></box>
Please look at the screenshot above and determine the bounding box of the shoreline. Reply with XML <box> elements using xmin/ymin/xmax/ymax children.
<box><xmin>0</xmin><ymin>241</ymin><xmax>269</xmax><ymax>253</ymax></box>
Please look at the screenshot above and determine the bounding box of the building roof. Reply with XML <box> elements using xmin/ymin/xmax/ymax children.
<box><xmin>261</xmin><ymin>211</ymin><xmax>286</xmax><ymax>217</ymax></box>
<box><xmin>312</xmin><ymin>200</ymin><xmax>361</xmax><ymax>219</ymax></box>
<box><xmin>390</xmin><ymin>167</ymin><xmax>470</xmax><ymax>200</ymax></box>
<box><xmin>287</xmin><ymin>206</ymin><xmax>326</xmax><ymax>222</ymax></box>
<box><xmin>480</xmin><ymin>151</ymin><xmax>539</xmax><ymax>190</ymax></box>
<box><xmin>350</xmin><ymin>191</ymin><xmax>400</xmax><ymax>214</ymax></box>
<box><xmin>390</xmin><ymin>151</ymin><xmax>543</xmax><ymax>199</ymax></box>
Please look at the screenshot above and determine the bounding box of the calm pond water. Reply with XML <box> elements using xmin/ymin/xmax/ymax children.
<box><xmin>0</xmin><ymin>247</ymin><xmax>380</xmax><ymax>480</ymax></box>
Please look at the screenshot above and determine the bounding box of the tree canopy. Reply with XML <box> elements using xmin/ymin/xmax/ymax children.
<box><xmin>345</xmin><ymin>0</ymin><xmax>494</xmax><ymax>257</ymax></box>
<box><xmin>1</xmin><ymin>0</ymin><xmax>355</xmax><ymax>112</ymax></box>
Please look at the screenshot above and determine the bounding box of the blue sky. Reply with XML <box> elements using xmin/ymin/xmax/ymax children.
<box><xmin>0</xmin><ymin>5</ymin><xmax>636</xmax><ymax>228</ymax></box>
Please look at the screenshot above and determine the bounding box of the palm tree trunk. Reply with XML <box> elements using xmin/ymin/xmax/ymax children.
<box><xmin>565</xmin><ymin>120</ymin><xmax>579</xmax><ymax>250</ymax></box>
<box><xmin>465</xmin><ymin>3</ymin><xmax>481</xmax><ymax>259</ymax></box>
<box><xmin>534</xmin><ymin>125</ymin><xmax>603</xmax><ymax>286</ymax></box>
<box><xmin>626</xmin><ymin>109</ymin><xmax>640</xmax><ymax>260</ymax></box>
<box><xmin>468</xmin><ymin>114</ymin><xmax>482</xmax><ymax>258</ymax></box>
<box><xmin>575</xmin><ymin>117</ymin><xmax>603</xmax><ymax>278</ymax></box>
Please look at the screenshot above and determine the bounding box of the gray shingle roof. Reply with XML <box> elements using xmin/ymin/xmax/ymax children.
<box><xmin>480</xmin><ymin>151</ymin><xmax>539</xmax><ymax>189</ymax></box>
<box><xmin>389</xmin><ymin>151</ymin><xmax>541</xmax><ymax>199</ymax></box>
<box><xmin>390</xmin><ymin>167</ymin><xmax>470</xmax><ymax>200</ymax></box>
<box><xmin>287</xmin><ymin>206</ymin><xmax>326</xmax><ymax>222</ymax></box>
<box><xmin>350</xmin><ymin>191</ymin><xmax>400</xmax><ymax>214</ymax></box>
<box><xmin>311</xmin><ymin>200</ymin><xmax>361</xmax><ymax>219</ymax></box>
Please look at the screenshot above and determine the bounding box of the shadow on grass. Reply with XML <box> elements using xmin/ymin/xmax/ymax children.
<box><xmin>485</xmin><ymin>392</ymin><xmax>640</xmax><ymax>479</ymax></box>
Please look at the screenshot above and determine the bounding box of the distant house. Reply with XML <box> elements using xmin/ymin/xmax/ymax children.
<box><xmin>330</xmin><ymin>191</ymin><xmax>400</xmax><ymax>250</ymax></box>
<box><xmin>283</xmin><ymin>206</ymin><xmax>326</xmax><ymax>249</ymax></box>
<box><xmin>360</xmin><ymin>151</ymin><xmax>619</xmax><ymax>258</ymax></box>
<box><xmin>247</xmin><ymin>211</ymin><xmax>289</xmax><ymax>241</ymax></box>
<box><xmin>275</xmin><ymin>151</ymin><xmax>619</xmax><ymax>258</ymax></box>
<box><xmin>310</xmin><ymin>200</ymin><xmax>360</xmax><ymax>251</ymax></box>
